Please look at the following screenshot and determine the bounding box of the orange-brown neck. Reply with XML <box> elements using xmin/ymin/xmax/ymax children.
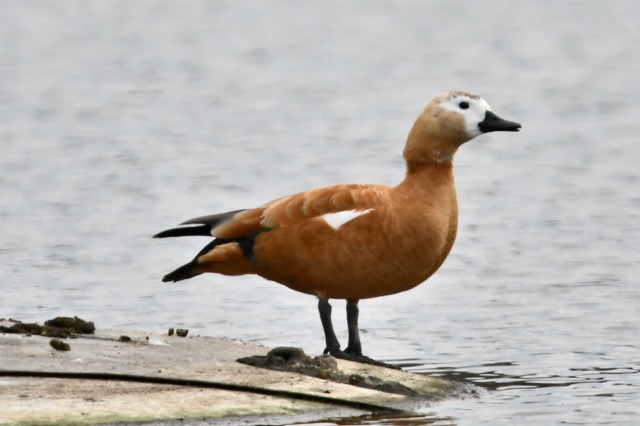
<box><xmin>402</xmin><ymin>105</ymin><xmax>469</xmax><ymax>174</ymax></box>
<box><xmin>398</xmin><ymin>161</ymin><xmax>455</xmax><ymax>195</ymax></box>
<box><xmin>397</xmin><ymin>140</ymin><xmax>458</xmax><ymax>223</ymax></box>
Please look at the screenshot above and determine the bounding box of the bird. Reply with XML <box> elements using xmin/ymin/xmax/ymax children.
<box><xmin>154</xmin><ymin>91</ymin><xmax>521</xmax><ymax>368</ymax></box>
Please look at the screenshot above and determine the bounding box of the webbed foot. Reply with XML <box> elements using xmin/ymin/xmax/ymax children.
<box><xmin>324</xmin><ymin>348</ymin><xmax>401</xmax><ymax>370</ymax></box>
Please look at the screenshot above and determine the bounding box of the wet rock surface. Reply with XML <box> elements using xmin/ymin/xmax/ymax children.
<box><xmin>1</xmin><ymin>322</ymin><xmax>473</xmax><ymax>424</ymax></box>
<box><xmin>238</xmin><ymin>347</ymin><xmax>420</xmax><ymax>397</ymax></box>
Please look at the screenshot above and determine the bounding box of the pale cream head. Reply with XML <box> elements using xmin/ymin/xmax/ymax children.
<box><xmin>403</xmin><ymin>91</ymin><xmax>520</xmax><ymax>170</ymax></box>
<box><xmin>436</xmin><ymin>91</ymin><xmax>492</xmax><ymax>139</ymax></box>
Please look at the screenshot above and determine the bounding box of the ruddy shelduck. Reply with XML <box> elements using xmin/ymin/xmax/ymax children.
<box><xmin>155</xmin><ymin>91</ymin><xmax>521</xmax><ymax>368</ymax></box>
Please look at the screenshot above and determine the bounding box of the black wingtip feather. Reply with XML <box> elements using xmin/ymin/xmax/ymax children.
<box><xmin>154</xmin><ymin>209</ymin><xmax>248</xmax><ymax>239</ymax></box>
<box><xmin>153</xmin><ymin>225</ymin><xmax>212</xmax><ymax>239</ymax></box>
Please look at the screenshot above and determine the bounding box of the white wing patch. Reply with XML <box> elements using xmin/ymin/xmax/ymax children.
<box><xmin>322</xmin><ymin>209</ymin><xmax>373</xmax><ymax>229</ymax></box>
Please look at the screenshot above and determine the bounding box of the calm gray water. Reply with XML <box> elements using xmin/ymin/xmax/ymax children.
<box><xmin>2</xmin><ymin>1</ymin><xmax>639</xmax><ymax>424</ymax></box>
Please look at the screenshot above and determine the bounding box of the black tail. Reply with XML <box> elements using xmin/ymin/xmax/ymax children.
<box><xmin>162</xmin><ymin>260</ymin><xmax>199</xmax><ymax>282</ymax></box>
<box><xmin>153</xmin><ymin>209</ymin><xmax>246</xmax><ymax>239</ymax></box>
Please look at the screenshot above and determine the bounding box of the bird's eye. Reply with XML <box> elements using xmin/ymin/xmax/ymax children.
<box><xmin>459</xmin><ymin>101</ymin><xmax>470</xmax><ymax>110</ymax></box>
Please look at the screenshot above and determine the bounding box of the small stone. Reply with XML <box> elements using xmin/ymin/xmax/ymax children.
<box><xmin>168</xmin><ymin>328</ymin><xmax>175</xmax><ymax>336</ymax></box>
<box><xmin>118</xmin><ymin>335</ymin><xmax>131</xmax><ymax>342</ymax></box>
<box><xmin>176</xmin><ymin>329</ymin><xmax>188</xmax><ymax>337</ymax></box>
<box><xmin>49</xmin><ymin>338</ymin><xmax>70</xmax><ymax>351</ymax></box>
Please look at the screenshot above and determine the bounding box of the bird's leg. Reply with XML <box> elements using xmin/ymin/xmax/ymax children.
<box><xmin>318</xmin><ymin>298</ymin><xmax>400</xmax><ymax>370</ymax></box>
<box><xmin>345</xmin><ymin>299</ymin><xmax>362</xmax><ymax>355</ymax></box>
<box><xmin>318</xmin><ymin>298</ymin><xmax>341</xmax><ymax>354</ymax></box>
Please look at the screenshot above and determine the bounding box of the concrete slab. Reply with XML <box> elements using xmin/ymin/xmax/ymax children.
<box><xmin>0</xmin><ymin>322</ymin><xmax>475</xmax><ymax>425</ymax></box>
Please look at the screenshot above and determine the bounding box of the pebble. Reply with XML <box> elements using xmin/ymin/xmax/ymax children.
<box><xmin>49</xmin><ymin>338</ymin><xmax>70</xmax><ymax>351</ymax></box>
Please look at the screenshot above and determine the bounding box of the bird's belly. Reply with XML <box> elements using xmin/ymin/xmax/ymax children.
<box><xmin>254</xmin><ymin>213</ymin><xmax>457</xmax><ymax>300</ymax></box>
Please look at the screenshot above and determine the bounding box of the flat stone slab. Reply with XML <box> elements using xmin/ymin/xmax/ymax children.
<box><xmin>0</xmin><ymin>322</ymin><xmax>475</xmax><ymax>424</ymax></box>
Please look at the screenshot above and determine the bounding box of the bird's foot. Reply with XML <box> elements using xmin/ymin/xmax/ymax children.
<box><xmin>324</xmin><ymin>348</ymin><xmax>401</xmax><ymax>370</ymax></box>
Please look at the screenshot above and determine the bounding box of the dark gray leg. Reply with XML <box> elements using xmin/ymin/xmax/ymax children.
<box><xmin>317</xmin><ymin>298</ymin><xmax>400</xmax><ymax>370</ymax></box>
<box><xmin>318</xmin><ymin>298</ymin><xmax>341</xmax><ymax>354</ymax></box>
<box><xmin>345</xmin><ymin>300</ymin><xmax>362</xmax><ymax>355</ymax></box>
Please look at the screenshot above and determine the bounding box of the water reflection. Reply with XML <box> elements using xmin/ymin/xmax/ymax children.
<box><xmin>420</xmin><ymin>363</ymin><xmax>616</xmax><ymax>390</ymax></box>
<box><xmin>293</xmin><ymin>412</ymin><xmax>456</xmax><ymax>426</ymax></box>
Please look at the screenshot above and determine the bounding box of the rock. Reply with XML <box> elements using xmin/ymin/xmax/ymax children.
<box><xmin>0</xmin><ymin>317</ymin><xmax>93</xmax><ymax>340</ymax></box>
<box><xmin>1</xmin><ymin>322</ymin><xmax>43</xmax><ymax>335</ymax></box>
<box><xmin>49</xmin><ymin>339</ymin><xmax>71</xmax><ymax>351</ymax></box>
<box><xmin>44</xmin><ymin>316</ymin><xmax>95</xmax><ymax>334</ymax></box>
<box><xmin>237</xmin><ymin>347</ymin><xmax>419</xmax><ymax>397</ymax></box>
